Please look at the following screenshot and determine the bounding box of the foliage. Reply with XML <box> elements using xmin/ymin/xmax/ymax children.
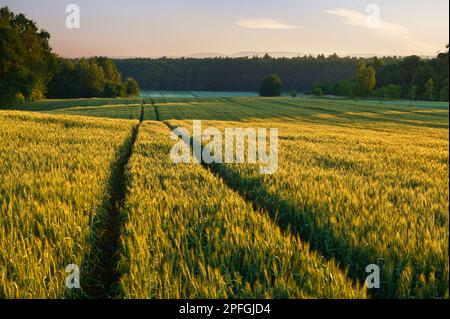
<box><xmin>355</xmin><ymin>63</ymin><xmax>376</xmax><ymax>97</ymax></box>
<box><xmin>47</xmin><ymin>57</ymin><xmax>138</xmax><ymax>99</ymax></box>
<box><xmin>382</xmin><ymin>84</ymin><xmax>402</xmax><ymax>100</ymax></box>
<box><xmin>423</xmin><ymin>78</ymin><xmax>435</xmax><ymax>101</ymax></box>
<box><xmin>124</xmin><ymin>78</ymin><xmax>140</xmax><ymax>97</ymax></box>
<box><xmin>0</xmin><ymin>6</ymin><xmax>57</xmax><ymax>104</ymax></box>
<box><xmin>312</xmin><ymin>86</ymin><xmax>324</xmax><ymax>97</ymax></box>
<box><xmin>259</xmin><ymin>74</ymin><xmax>282</xmax><ymax>97</ymax></box>
<box><xmin>314</xmin><ymin>46</ymin><xmax>449</xmax><ymax>101</ymax></box>
<box><xmin>114</xmin><ymin>55</ymin><xmax>361</xmax><ymax>92</ymax></box>
<box><xmin>0</xmin><ymin>7</ymin><xmax>136</xmax><ymax>102</ymax></box>
<box><xmin>440</xmin><ymin>78</ymin><xmax>449</xmax><ymax>102</ymax></box>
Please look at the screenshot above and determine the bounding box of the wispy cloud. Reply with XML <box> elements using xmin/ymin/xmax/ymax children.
<box><xmin>326</xmin><ymin>8</ymin><xmax>410</xmax><ymax>37</ymax></box>
<box><xmin>326</xmin><ymin>8</ymin><xmax>439</xmax><ymax>54</ymax></box>
<box><xmin>236</xmin><ymin>18</ymin><xmax>297</xmax><ymax>30</ymax></box>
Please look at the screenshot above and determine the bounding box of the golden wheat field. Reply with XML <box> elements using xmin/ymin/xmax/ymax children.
<box><xmin>0</xmin><ymin>111</ymin><xmax>136</xmax><ymax>298</ymax></box>
<box><xmin>0</xmin><ymin>97</ymin><xmax>448</xmax><ymax>299</ymax></box>
<box><xmin>118</xmin><ymin>121</ymin><xmax>366</xmax><ymax>299</ymax></box>
<box><xmin>168</xmin><ymin>118</ymin><xmax>449</xmax><ymax>298</ymax></box>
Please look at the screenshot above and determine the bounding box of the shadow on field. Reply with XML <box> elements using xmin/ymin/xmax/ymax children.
<box><xmin>71</xmin><ymin>123</ymin><xmax>140</xmax><ymax>299</ymax></box>
<box><xmin>202</xmin><ymin>159</ymin><xmax>448</xmax><ymax>299</ymax></box>
<box><xmin>205</xmin><ymin>163</ymin><xmax>403</xmax><ymax>298</ymax></box>
<box><xmin>162</xmin><ymin>121</ymin><xmax>403</xmax><ymax>298</ymax></box>
<box><xmin>229</xmin><ymin>98</ymin><xmax>449</xmax><ymax>129</ymax></box>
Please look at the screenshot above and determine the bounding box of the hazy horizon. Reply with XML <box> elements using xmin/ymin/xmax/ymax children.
<box><xmin>1</xmin><ymin>0</ymin><xmax>448</xmax><ymax>58</ymax></box>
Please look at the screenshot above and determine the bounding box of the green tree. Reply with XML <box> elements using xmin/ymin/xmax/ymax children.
<box><xmin>47</xmin><ymin>59</ymin><xmax>78</xmax><ymax>98</ymax></box>
<box><xmin>94</xmin><ymin>57</ymin><xmax>122</xmax><ymax>84</ymax></box>
<box><xmin>0</xmin><ymin>6</ymin><xmax>56</xmax><ymax>104</ymax></box>
<box><xmin>423</xmin><ymin>78</ymin><xmax>435</xmax><ymax>101</ymax></box>
<box><xmin>440</xmin><ymin>78</ymin><xmax>449</xmax><ymax>101</ymax></box>
<box><xmin>313</xmin><ymin>86</ymin><xmax>324</xmax><ymax>97</ymax></box>
<box><xmin>336</xmin><ymin>80</ymin><xmax>355</xmax><ymax>97</ymax></box>
<box><xmin>412</xmin><ymin>64</ymin><xmax>435</xmax><ymax>99</ymax></box>
<box><xmin>48</xmin><ymin>57</ymin><xmax>129</xmax><ymax>99</ymax></box>
<box><xmin>382</xmin><ymin>85</ymin><xmax>402</xmax><ymax>99</ymax></box>
<box><xmin>355</xmin><ymin>63</ymin><xmax>376</xmax><ymax>97</ymax></box>
<box><xmin>399</xmin><ymin>55</ymin><xmax>421</xmax><ymax>84</ymax></box>
<box><xmin>104</xmin><ymin>83</ymin><xmax>120</xmax><ymax>98</ymax></box>
<box><xmin>125</xmin><ymin>77</ymin><xmax>140</xmax><ymax>96</ymax></box>
<box><xmin>259</xmin><ymin>74</ymin><xmax>282</xmax><ymax>97</ymax></box>
<box><xmin>78</xmin><ymin>58</ymin><xmax>106</xmax><ymax>97</ymax></box>
<box><xmin>409</xmin><ymin>85</ymin><xmax>418</xmax><ymax>101</ymax></box>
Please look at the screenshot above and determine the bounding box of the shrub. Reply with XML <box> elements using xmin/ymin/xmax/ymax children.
<box><xmin>125</xmin><ymin>78</ymin><xmax>140</xmax><ymax>97</ymax></box>
<box><xmin>313</xmin><ymin>87</ymin><xmax>324</xmax><ymax>97</ymax></box>
<box><xmin>382</xmin><ymin>85</ymin><xmax>402</xmax><ymax>99</ymax></box>
<box><xmin>259</xmin><ymin>74</ymin><xmax>282</xmax><ymax>97</ymax></box>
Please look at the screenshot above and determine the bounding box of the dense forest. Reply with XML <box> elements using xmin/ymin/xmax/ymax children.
<box><xmin>1</xmin><ymin>5</ymin><xmax>448</xmax><ymax>103</ymax></box>
<box><xmin>314</xmin><ymin>50</ymin><xmax>449</xmax><ymax>101</ymax></box>
<box><xmin>114</xmin><ymin>50</ymin><xmax>449</xmax><ymax>101</ymax></box>
<box><xmin>47</xmin><ymin>57</ymin><xmax>140</xmax><ymax>99</ymax></box>
<box><xmin>114</xmin><ymin>55</ymin><xmax>359</xmax><ymax>92</ymax></box>
<box><xmin>0</xmin><ymin>7</ymin><xmax>139</xmax><ymax>104</ymax></box>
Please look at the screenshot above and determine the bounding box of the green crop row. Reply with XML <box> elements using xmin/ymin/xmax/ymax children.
<box><xmin>118</xmin><ymin>121</ymin><xmax>366</xmax><ymax>298</ymax></box>
<box><xmin>0</xmin><ymin>111</ymin><xmax>136</xmax><ymax>298</ymax></box>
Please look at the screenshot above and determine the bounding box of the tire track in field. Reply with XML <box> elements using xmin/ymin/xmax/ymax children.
<box><xmin>151</xmin><ymin>99</ymin><xmax>161</xmax><ymax>121</ymax></box>
<box><xmin>161</xmin><ymin>121</ymin><xmax>373</xmax><ymax>297</ymax></box>
<box><xmin>140</xmin><ymin>100</ymin><xmax>145</xmax><ymax>122</ymax></box>
<box><xmin>81</xmin><ymin>103</ymin><xmax>144</xmax><ymax>299</ymax></box>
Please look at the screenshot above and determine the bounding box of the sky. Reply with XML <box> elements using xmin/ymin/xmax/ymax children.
<box><xmin>1</xmin><ymin>0</ymin><xmax>448</xmax><ymax>58</ymax></box>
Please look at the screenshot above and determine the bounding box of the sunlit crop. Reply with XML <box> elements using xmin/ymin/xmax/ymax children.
<box><xmin>0</xmin><ymin>111</ymin><xmax>136</xmax><ymax>298</ymax></box>
<box><xmin>0</xmin><ymin>96</ymin><xmax>448</xmax><ymax>299</ymax></box>
<box><xmin>166</xmin><ymin>97</ymin><xmax>449</xmax><ymax>298</ymax></box>
<box><xmin>118</xmin><ymin>121</ymin><xmax>366</xmax><ymax>299</ymax></box>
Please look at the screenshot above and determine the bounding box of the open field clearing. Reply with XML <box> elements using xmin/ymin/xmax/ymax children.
<box><xmin>2</xmin><ymin>98</ymin><xmax>142</xmax><ymax>112</ymax></box>
<box><xmin>167</xmin><ymin>116</ymin><xmax>449</xmax><ymax>298</ymax></box>
<box><xmin>141</xmin><ymin>90</ymin><xmax>258</xmax><ymax>98</ymax></box>
<box><xmin>44</xmin><ymin>104</ymin><xmax>156</xmax><ymax>121</ymax></box>
<box><xmin>0</xmin><ymin>111</ymin><xmax>136</xmax><ymax>298</ymax></box>
<box><xmin>44</xmin><ymin>104</ymin><xmax>143</xmax><ymax>120</ymax></box>
<box><xmin>118</xmin><ymin>121</ymin><xmax>366</xmax><ymax>298</ymax></box>
<box><xmin>3</xmin><ymin>96</ymin><xmax>447</xmax><ymax>127</ymax></box>
<box><xmin>155</xmin><ymin>97</ymin><xmax>449</xmax><ymax>127</ymax></box>
<box><xmin>0</xmin><ymin>96</ymin><xmax>447</xmax><ymax>299</ymax></box>
<box><xmin>0</xmin><ymin>99</ymin><xmax>158</xmax><ymax>121</ymax></box>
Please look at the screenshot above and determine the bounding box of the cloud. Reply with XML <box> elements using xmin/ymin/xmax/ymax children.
<box><xmin>236</xmin><ymin>18</ymin><xmax>297</xmax><ymax>30</ymax></box>
<box><xmin>326</xmin><ymin>8</ymin><xmax>440</xmax><ymax>54</ymax></box>
<box><xmin>326</xmin><ymin>8</ymin><xmax>410</xmax><ymax>37</ymax></box>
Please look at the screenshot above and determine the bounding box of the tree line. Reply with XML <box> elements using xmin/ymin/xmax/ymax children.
<box><xmin>1</xmin><ymin>6</ymin><xmax>447</xmax><ymax>103</ymax></box>
<box><xmin>114</xmin><ymin>54</ymin><xmax>360</xmax><ymax>92</ymax></box>
<box><xmin>47</xmin><ymin>57</ymin><xmax>139</xmax><ymax>99</ymax></box>
<box><xmin>313</xmin><ymin>48</ymin><xmax>449</xmax><ymax>101</ymax></box>
<box><xmin>115</xmin><ymin>50</ymin><xmax>448</xmax><ymax>102</ymax></box>
<box><xmin>0</xmin><ymin>7</ymin><xmax>139</xmax><ymax>104</ymax></box>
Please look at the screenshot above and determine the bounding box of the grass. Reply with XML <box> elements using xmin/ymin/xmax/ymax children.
<box><xmin>118</xmin><ymin>121</ymin><xmax>366</xmax><ymax>298</ymax></box>
<box><xmin>0</xmin><ymin>111</ymin><xmax>136</xmax><ymax>298</ymax></box>
<box><xmin>140</xmin><ymin>90</ymin><xmax>258</xmax><ymax>98</ymax></box>
<box><xmin>154</xmin><ymin>97</ymin><xmax>448</xmax><ymax>128</ymax></box>
<box><xmin>0</xmin><ymin>99</ymin><xmax>157</xmax><ymax>121</ymax></box>
<box><xmin>0</xmin><ymin>96</ymin><xmax>448</xmax><ymax>299</ymax></box>
<box><xmin>1</xmin><ymin>97</ymin><xmax>142</xmax><ymax>112</ymax></box>
<box><xmin>166</xmin><ymin>116</ymin><xmax>449</xmax><ymax>298</ymax></box>
<box><xmin>45</xmin><ymin>104</ymin><xmax>156</xmax><ymax>121</ymax></box>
